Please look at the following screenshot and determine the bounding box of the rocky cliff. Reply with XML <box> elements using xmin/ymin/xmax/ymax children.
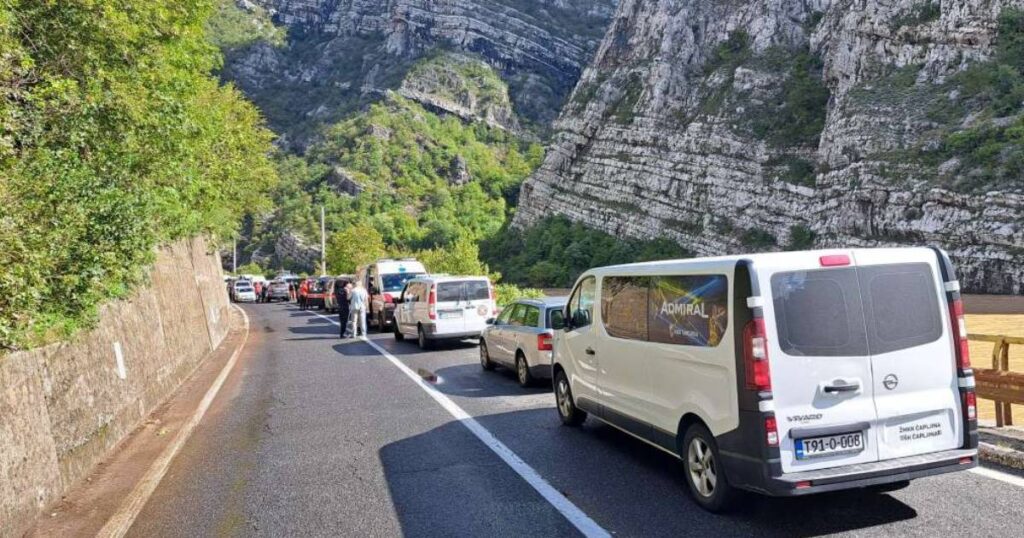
<box><xmin>222</xmin><ymin>0</ymin><xmax>616</xmax><ymax>144</ymax></box>
<box><xmin>515</xmin><ymin>0</ymin><xmax>1024</xmax><ymax>294</ymax></box>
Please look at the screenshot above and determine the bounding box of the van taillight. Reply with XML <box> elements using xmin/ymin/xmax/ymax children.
<box><xmin>382</xmin><ymin>293</ymin><xmax>394</xmax><ymax>304</ymax></box>
<box><xmin>765</xmin><ymin>416</ymin><xmax>779</xmax><ymax>447</ymax></box>
<box><xmin>965</xmin><ymin>391</ymin><xmax>977</xmax><ymax>421</ymax></box>
<box><xmin>428</xmin><ymin>288</ymin><xmax>437</xmax><ymax>320</ymax></box>
<box><xmin>949</xmin><ymin>298</ymin><xmax>971</xmax><ymax>369</ymax></box>
<box><xmin>743</xmin><ymin>319</ymin><xmax>771</xmax><ymax>391</ymax></box>
<box><xmin>538</xmin><ymin>333</ymin><xmax>553</xmax><ymax>351</ymax></box>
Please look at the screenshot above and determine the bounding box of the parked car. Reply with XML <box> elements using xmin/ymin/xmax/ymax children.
<box><xmin>393</xmin><ymin>275</ymin><xmax>496</xmax><ymax>349</ymax></box>
<box><xmin>356</xmin><ymin>258</ymin><xmax>427</xmax><ymax>331</ymax></box>
<box><xmin>266</xmin><ymin>280</ymin><xmax>291</xmax><ymax>302</ymax></box>
<box><xmin>550</xmin><ymin>248</ymin><xmax>978</xmax><ymax>512</ymax></box>
<box><xmin>232</xmin><ymin>281</ymin><xmax>257</xmax><ymax>303</ymax></box>
<box><xmin>324</xmin><ymin>275</ymin><xmax>355</xmax><ymax>313</ymax></box>
<box><xmin>301</xmin><ymin>277</ymin><xmax>329</xmax><ymax>310</ymax></box>
<box><xmin>480</xmin><ymin>297</ymin><xmax>567</xmax><ymax>387</ymax></box>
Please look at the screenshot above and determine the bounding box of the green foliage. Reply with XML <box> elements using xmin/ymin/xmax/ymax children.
<box><xmin>749</xmin><ymin>52</ymin><xmax>830</xmax><ymax>147</ymax></box>
<box><xmin>234</xmin><ymin>262</ymin><xmax>266</xmax><ymax>276</ymax></box>
<box><xmin>741</xmin><ymin>229</ymin><xmax>777</xmax><ymax>249</ymax></box>
<box><xmin>608</xmin><ymin>73</ymin><xmax>644</xmax><ymax>123</ymax></box>
<box><xmin>481</xmin><ymin>217</ymin><xmax>693</xmax><ymax>288</ymax></box>
<box><xmin>769</xmin><ymin>155</ymin><xmax>817</xmax><ymax>187</ymax></box>
<box><xmin>206</xmin><ymin>0</ymin><xmax>285</xmax><ymax>50</ymax></box>
<box><xmin>406</xmin><ymin>52</ymin><xmax>508</xmax><ymax>112</ymax></box>
<box><xmin>0</xmin><ymin>0</ymin><xmax>278</xmax><ymax>350</ymax></box>
<box><xmin>706</xmin><ymin>31</ymin><xmax>752</xmax><ymax>74</ymax></box>
<box><xmin>494</xmin><ymin>283</ymin><xmax>546</xmax><ymax>307</ymax></box>
<box><xmin>891</xmin><ymin>2</ymin><xmax>942</xmax><ymax>29</ymax></box>
<box><xmin>786</xmin><ymin>225</ymin><xmax>816</xmax><ymax>251</ymax></box>
<box><xmin>327</xmin><ymin>223</ymin><xmax>387</xmax><ymax>274</ymax></box>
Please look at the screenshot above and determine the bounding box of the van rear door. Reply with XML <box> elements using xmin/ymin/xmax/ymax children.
<box><xmin>764</xmin><ymin>253</ymin><xmax>881</xmax><ymax>473</ymax></box>
<box><xmin>852</xmin><ymin>249</ymin><xmax>961</xmax><ymax>461</ymax></box>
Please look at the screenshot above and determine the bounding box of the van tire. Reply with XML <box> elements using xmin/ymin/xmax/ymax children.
<box><xmin>417</xmin><ymin>325</ymin><xmax>432</xmax><ymax>350</ymax></box>
<box><xmin>394</xmin><ymin>323</ymin><xmax>405</xmax><ymax>342</ymax></box>
<box><xmin>554</xmin><ymin>370</ymin><xmax>586</xmax><ymax>426</ymax></box>
<box><xmin>480</xmin><ymin>342</ymin><xmax>495</xmax><ymax>371</ymax></box>
<box><xmin>515</xmin><ymin>353</ymin><xmax>534</xmax><ymax>388</ymax></box>
<box><xmin>681</xmin><ymin>424</ymin><xmax>738</xmax><ymax>513</ymax></box>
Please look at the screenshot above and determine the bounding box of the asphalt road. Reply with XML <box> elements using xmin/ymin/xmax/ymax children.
<box><xmin>129</xmin><ymin>303</ymin><xmax>1024</xmax><ymax>537</ymax></box>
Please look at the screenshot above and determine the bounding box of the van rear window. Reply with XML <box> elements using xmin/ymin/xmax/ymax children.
<box><xmin>771</xmin><ymin>263</ymin><xmax>942</xmax><ymax>357</ymax></box>
<box><xmin>436</xmin><ymin>281</ymin><xmax>490</xmax><ymax>302</ymax></box>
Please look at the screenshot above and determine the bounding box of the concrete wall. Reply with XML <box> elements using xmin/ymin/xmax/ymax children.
<box><xmin>0</xmin><ymin>237</ymin><xmax>231</xmax><ymax>537</ymax></box>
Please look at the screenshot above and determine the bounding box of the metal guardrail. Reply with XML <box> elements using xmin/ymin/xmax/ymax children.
<box><xmin>970</xmin><ymin>334</ymin><xmax>1024</xmax><ymax>427</ymax></box>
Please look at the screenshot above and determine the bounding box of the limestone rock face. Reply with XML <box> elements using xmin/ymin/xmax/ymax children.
<box><xmin>225</xmin><ymin>0</ymin><xmax>617</xmax><ymax>141</ymax></box>
<box><xmin>515</xmin><ymin>0</ymin><xmax>1024</xmax><ymax>294</ymax></box>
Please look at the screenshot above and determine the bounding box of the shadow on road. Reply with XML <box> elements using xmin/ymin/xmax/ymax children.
<box><xmin>380</xmin><ymin>408</ymin><xmax>918</xmax><ymax>538</ymax></box>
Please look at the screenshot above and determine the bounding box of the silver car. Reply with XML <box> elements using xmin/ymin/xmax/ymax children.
<box><xmin>479</xmin><ymin>297</ymin><xmax>567</xmax><ymax>387</ymax></box>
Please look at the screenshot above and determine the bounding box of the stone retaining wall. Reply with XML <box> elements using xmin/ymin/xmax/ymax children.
<box><xmin>0</xmin><ymin>237</ymin><xmax>230</xmax><ymax>537</ymax></box>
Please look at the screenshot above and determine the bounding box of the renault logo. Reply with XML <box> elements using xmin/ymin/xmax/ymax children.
<box><xmin>883</xmin><ymin>374</ymin><xmax>899</xmax><ymax>390</ymax></box>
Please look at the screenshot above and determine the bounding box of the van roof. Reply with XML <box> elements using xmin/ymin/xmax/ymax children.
<box><xmin>586</xmin><ymin>247</ymin><xmax>942</xmax><ymax>276</ymax></box>
<box><xmin>515</xmin><ymin>296</ymin><xmax>567</xmax><ymax>307</ymax></box>
<box><xmin>409</xmin><ymin>274</ymin><xmax>490</xmax><ymax>283</ymax></box>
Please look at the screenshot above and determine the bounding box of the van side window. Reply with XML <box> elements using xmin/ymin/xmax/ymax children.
<box><xmin>602</xmin><ymin>276</ymin><xmax>649</xmax><ymax>340</ymax></box>
<box><xmin>648</xmin><ymin>275</ymin><xmax>729</xmax><ymax>347</ymax></box>
<box><xmin>567</xmin><ymin>277</ymin><xmax>596</xmax><ymax>329</ymax></box>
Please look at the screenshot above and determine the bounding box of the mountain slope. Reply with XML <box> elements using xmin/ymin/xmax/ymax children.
<box><xmin>515</xmin><ymin>0</ymin><xmax>1024</xmax><ymax>294</ymax></box>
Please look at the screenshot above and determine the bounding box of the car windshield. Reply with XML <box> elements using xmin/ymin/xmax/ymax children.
<box><xmin>381</xmin><ymin>272</ymin><xmax>424</xmax><ymax>293</ymax></box>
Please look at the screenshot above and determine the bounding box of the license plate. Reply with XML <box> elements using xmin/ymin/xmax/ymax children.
<box><xmin>440</xmin><ymin>310</ymin><xmax>462</xmax><ymax>319</ymax></box>
<box><xmin>795</xmin><ymin>431</ymin><xmax>865</xmax><ymax>459</ymax></box>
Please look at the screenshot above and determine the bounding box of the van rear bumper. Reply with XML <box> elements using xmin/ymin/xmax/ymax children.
<box><xmin>755</xmin><ymin>448</ymin><xmax>978</xmax><ymax>496</ymax></box>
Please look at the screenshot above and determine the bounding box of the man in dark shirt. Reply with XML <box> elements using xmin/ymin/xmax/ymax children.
<box><xmin>337</xmin><ymin>279</ymin><xmax>352</xmax><ymax>338</ymax></box>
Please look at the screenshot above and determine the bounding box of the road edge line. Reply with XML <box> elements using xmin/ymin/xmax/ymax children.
<box><xmin>308</xmin><ymin>310</ymin><xmax>611</xmax><ymax>538</ymax></box>
<box><xmin>97</xmin><ymin>304</ymin><xmax>251</xmax><ymax>538</ymax></box>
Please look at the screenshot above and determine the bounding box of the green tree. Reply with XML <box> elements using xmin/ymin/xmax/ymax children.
<box><xmin>327</xmin><ymin>224</ymin><xmax>387</xmax><ymax>274</ymax></box>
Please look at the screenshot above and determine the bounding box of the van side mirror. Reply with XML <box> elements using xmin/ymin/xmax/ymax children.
<box><xmin>553</xmin><ymin>308</ymin><xmax>569</xmax><ymax>331</ymax></box>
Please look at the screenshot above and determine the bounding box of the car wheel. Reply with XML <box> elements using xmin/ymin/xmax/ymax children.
<box><xmin>480</xmin><ymin>342</ymin><xmax>495</xmax><ymax>371</ymax></box>
<box><xmin>417</xmin><ymin>325</ymin><xmax>432</xmax><ymax>350</ymax></box>
<box><xmin>394</xmin><ymin>322</ymin><xmax>405</xmax><ymax>342</ymax></box>
<box><xmin>554</xmin><ymin>370</ymin><xmax>586</xmax><ymax>426</ymax></box>
<box><xmin>682</xmin><ymin>423</ymin><xmax>738</xmax><ymax>513</ymax></box>
<box><xmin>515</xmin><ymin>352</ymin><xmax>534</xmax><ymax>388</ymax></box>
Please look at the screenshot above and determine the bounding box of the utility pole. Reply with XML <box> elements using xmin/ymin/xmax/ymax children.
<box><xmin>232</xmin><ymin>238</ymin><xmax>237</xmax><ymax>274</ymax></box>
<box><xmin>320</xmin><ymin>206</ymin><xmax>327</xmax><ymax>276</ymax></box>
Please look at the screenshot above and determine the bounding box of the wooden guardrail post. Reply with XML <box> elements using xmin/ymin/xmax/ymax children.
<box><xmin>972</xmin><ymin>333</ymin><xmax>1022</xmax><ymax>427</ymax></box>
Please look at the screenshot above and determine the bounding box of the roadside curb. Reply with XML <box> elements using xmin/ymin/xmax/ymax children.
<box><xmin>978</xmin><ymin>425</ymin><xmax>1024</xmax><ymax>470</ymax></box>
<box><xmin>979</xmin><ymin>442</ymin><xmax>1024</xmax><ymax>469</ymax></box>
<box><xmin>95</xmin><ymin>304</ymin><xmax>251</xmax><ymax>538</ymax></box>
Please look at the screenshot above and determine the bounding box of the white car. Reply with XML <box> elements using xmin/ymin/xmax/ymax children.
<box><xmin>480</xmin><ymin>297</ymin><xmax>567</xmax><ymax>387</ymax></box>
<box><xmin>551</xmin><ymin>248</ymin><xmax>977</xmax><ymax>512</ymax></box>
<box><xmin>393</xmin><ymin>275</ymin><xmax>497</xmax><ymax>349</ymax></box>
<box><xmin>232</xmin><ymin>282</ymin><xmax>257</xmax><ymax>303</ymax></box>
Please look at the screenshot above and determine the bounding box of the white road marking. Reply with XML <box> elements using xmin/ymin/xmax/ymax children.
<box><xmin>971</xmin><ymin>466</ymin><xmax>1024</xmax><ymax>488</ymax></box>
<box><xmin>309</xmin><ymin>310</ymin><xmax>611</xmax><ymax>538</ymax></box>
<box><xmin>98</xmin><ymin>305</ymin><xmax>251</xmax><ymax>538</ymax></box>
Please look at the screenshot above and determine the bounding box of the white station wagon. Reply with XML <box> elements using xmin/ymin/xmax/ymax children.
<box><xmin>551</xmin><ymin>248</ymin><xmax>978</xmax><ymax>511</ymax></box>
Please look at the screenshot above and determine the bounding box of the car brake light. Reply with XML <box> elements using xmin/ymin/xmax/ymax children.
<box><xmin>382</xmin><ymin>293</ymin><xmax>394</xmax><ymax>304</ymax></box>
<box><xmin>428</xmin><ymin>288</ymin><xmax>437</xmax><ymax>320</ymax></box>
<box><xmin>743</xmin><ymin>318</ymin><xmax>771</xmax><ymax>391</ymax></box>
<box><xmin>965</xmin><ymin>391</ymin><xmax>977</xmax><ymax>421</ymax></box>
<box><xmin>949</xmin><ymin>298</ymin><xmax>971</xmax><ymax>369</ymax></box>
<box><xmin>765</xmin><ymin>416</ymin><xmax>779</xmax><ymax>447</ymax></box>
<box><xmin>819</xmin><ymin>254</ymin><xmax>850</xmax><ymax>267</ymax></box>
<box><xmin>538</xmin><ymin>333</ymin><xmax>553</xmax><ymax>351</ymax></box>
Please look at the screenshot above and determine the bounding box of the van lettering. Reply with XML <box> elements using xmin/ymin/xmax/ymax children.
<box><xmin>659</xmin><ymin>301</ymin><xmax>708</xmax><ymax>319</ymax></box>
<box><xmin>786</xmin><ymin>413</ymin><xmax>823</xmax><ymax>423</ymax></box>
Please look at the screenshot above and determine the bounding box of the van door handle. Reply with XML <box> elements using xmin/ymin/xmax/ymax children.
<box><xmin>585</xmin><ymin>347</ymin><xmax>596</xmax><ymax>356</ymax></box>
<box><xmin>823</xmin><ymin>381</ymin><xmax>860</xmax><ymax>394</ymax></box>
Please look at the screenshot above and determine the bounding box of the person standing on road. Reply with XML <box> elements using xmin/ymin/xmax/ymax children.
<box><xmin>348</xmin><ymin>281</ymin><xmax>368</xmax><ymax>337</ymax></box>
<box><xmin>338</xmin><ymin>280</ymin><xmax>352</xmax><ymax>338</ymax></box>
<box><xmin>298</xmin><ymin>279</ymin><xmax>309</xmax><ymax>310</ymax></box>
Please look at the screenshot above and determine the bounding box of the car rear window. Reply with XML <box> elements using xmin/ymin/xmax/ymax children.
<box><xmin>436</xmin><ymin>280</ymin><xmax>489</xmax><ymax>302</ymax></box>
<box><xmin>771</xmin><ymin>263</ymin><xmax>942</xmax><ymax>357</ymax></box>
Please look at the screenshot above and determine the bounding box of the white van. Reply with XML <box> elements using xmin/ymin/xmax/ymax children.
<box><xmin>551</xmin><ymin>248</ymin><xmax>978</xmax><ymax>511</ymax></box>
<box><xmin>393</xmin><ymin>275</ymin><xmax>497</xmax><ymax>349</ymax></box>
<box><xmin>356</xmin><ymin>259</ymin><xmax>428</xmax><ymax>330</ymax></box>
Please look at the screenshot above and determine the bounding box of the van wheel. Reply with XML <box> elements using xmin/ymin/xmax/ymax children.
<box><xmin>682</xmin><ymin>424</ymin><xmax>738</xmax><ymax>513</ymax></box>
<box><xmin>554</xmin><ymin>371</ymin><xmax>586</xmax><ymax>426</ymax></box>
<box><xmin>480</xmin><ymin>342</ymin><xmax>495</xmax><ymax>371</ymax></box>
<box><xmin>417</xmin><ymin>325</ymin><xmax>432</xmax><ymax>350</ymax></box>
<box><xmin>393</xmin><ymin>322</ymin><xmax>405</xmax><ymax>342</ymax></box>
<box><xmin>515</xmin><ymin>353</ymin><xmax>534</xmax><ymax>388</ymax></box>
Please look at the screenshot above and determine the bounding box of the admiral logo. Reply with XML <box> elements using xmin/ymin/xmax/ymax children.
<box><xmin>786</xmin><ymin>413</ymin><xmax>823</xmax><ymax>423</ymax></box>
